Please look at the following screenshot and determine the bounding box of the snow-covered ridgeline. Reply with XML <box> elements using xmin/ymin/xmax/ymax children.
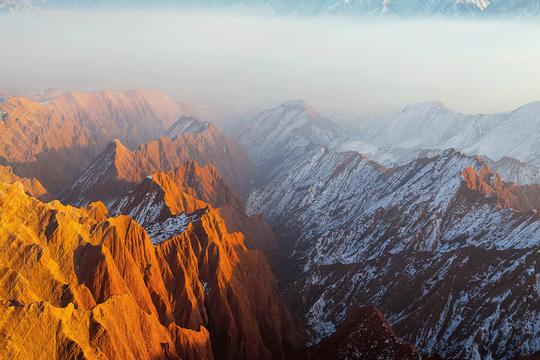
<box><xmin>239</xmin><ymin>99</ymin><xmax>540</xmax><ymax>358</ymax></box>
<box><xmin>237</xmin><ymin>99</ymin><xmax>540</xmax><ymax>185</ymax></box>
<box><xmin>162</xmin><ymin>116</ymin><xmax>209</xmax><ymax>139</ymax></box>
<box><xmin>349</xmin><ymin>100</ymin><xmax>540</xmax><ymax>183</ymax></box>
<box><xmin>246</xmin><ymin>147</ymin><xmax>540</xmax><ymax>358</ymax></box>
<box><xmin>110</xmin><ymin>177</ymin><xmax>209</xmax><ymax>245</ymax></box>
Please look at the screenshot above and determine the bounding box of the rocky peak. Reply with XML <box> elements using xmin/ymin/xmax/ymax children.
<box><xmin>111</xmin><ymin>162</ymin><xmax>280</xmax><ymax>252</ymax></box>
<box><xmin>462</xmin><ymin>164</ymin><xmax>540</xmax><ymax>213</ymax></box>
<box><xmin>62</xmin><ymin>120</ymin><xmax>255</xmax><ymax>206</ymax></box>
<box><xmin>312</xmin><ymin>306</ymin><xmax>422</xmax><ymax>360</ymax></box>
<box><xmin>0</xmin><ymin>90</ymin><xmax>188</xmax><ymax>194</ymax></box>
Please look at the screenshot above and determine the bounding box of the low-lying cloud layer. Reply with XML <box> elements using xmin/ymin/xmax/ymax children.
<box><xmin>1</xmin><ymin>11</ymin><xmax>539</xmax><ymax>117</ymax></box>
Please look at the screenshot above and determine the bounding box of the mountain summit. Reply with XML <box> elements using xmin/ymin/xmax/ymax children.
<box><xmin>236</xmin><ymin>100</ymin><xmax>344</xmax><ymax>180</ymax></box>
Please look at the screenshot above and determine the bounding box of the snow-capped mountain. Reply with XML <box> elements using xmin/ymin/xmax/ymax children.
<box><xmin>236</xmin><ymin>99</ymin><xmax>540</xmax><ymax>186</ymax></box>
<box><xmin>235</xmin><ymin>100</ymin><xmax>345</xmax><ymax>182</ymax></box>
<box><xmin>353</xmin><ymin>101</ymin><xmax>540</xmax><ymax>165</ymax></box>
<box><xmin>246</xmin><ymin>147</ymin><xmax>540</xmax><ymax>359</ymax></box>
<box><xmin>235</xmin><ymin>99</ymin><xmax>540</xmax><ymax>358</ymax></box>
<box><xmin>162</xmin><ymin>116</ymin><xmax>209</xmax><ymax>138</ymax></box>
<box><xmin>483</xmin><ymin>155</ymin><xmax>540</xmax><ymax>186</ymax></box>
<box><xmin>28</xmin><ymin>0</ymin><xmax>540</xmax><ymax>17</ymax></box>
<box><xmin>349</xmin><ymin>100</ymin><xmax>540</xmax><ymax>184</ymax></box>
<box><xmin>276</xmin><ymin>0</ymin><xmax>540</xmax><ymax>17</ymax></box>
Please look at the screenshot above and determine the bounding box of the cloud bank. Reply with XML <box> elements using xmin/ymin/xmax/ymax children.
<box><xmin>1</xmin><ymin>11</ymin><xmax>539</xmax><ymax>117</ymax></box>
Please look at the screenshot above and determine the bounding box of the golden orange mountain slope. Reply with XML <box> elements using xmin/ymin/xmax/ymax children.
<box><xmin>0</xmin><ymin>181</ymin><xmax>300</xmax><ymax>360</ymax></box>
<box><xmin>113</xmin><ymin>161</ymin><xmax>279</xmax><ymax>253</ymax></box>
<box><xmin>462</xmin><ymin>165</ymin><xmax>540</xmax><ymax>212</ymax></box>
<box><xmin>0</xmin><ymin>90</ymin><xmax>189</xmax><ymax>194</ymax></box>
<box><xmin>0</xmin><ymin>164</ymin><xmax>50</xmax><ymax>200</ymax></box>
<box><xmin>61</xmin><ymin>118</ymin><xmax>256</xmax><ymax>206</ymax></box>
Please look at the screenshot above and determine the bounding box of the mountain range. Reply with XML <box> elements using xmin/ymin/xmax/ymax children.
<box><xmin>60</xmin><ymin>116</ymin><xmax>254</xmax><ymax>203</ymax></box>
<box><xmin>3</xmin><ymin>0</ymin><xmax>540</xmax><ymax>16</ymax></box>
<box><xmin>240</xmin><ymin>99</ymin><xmax>540</xmax><ymax>186</ymax></box>
<box><xmin>0</xmin><ymin>88</ymin><xmax>540</xmax><ymax>359</ymax></box>
<box><xmin>0</xmin><ymin>178</ymin><xmax>300</xmax><ymax>359</ymax></box>
<box><xmin>347</xmin><ymin>100</ymin><xmax>540</xmax><ymax>184</ymax></box>
<box><xmin>0</xmin><ymin>90</ymin><xmax>190</xmax><ymax>194</ymax></box>
<box><xmin>237</xmin><ymin>99</ymin><xmax>540</xmax><ymax>359</ymax></box>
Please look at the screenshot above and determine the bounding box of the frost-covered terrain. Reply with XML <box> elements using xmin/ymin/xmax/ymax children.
<box><xmin>109</xmin><ymin>174</ymin><xmax>208</xmax><ymax>244</ymax></box>
<box><xmin>0</xmin><ymin>0</ymin><xmax>34</xmax><ymax>13</ymax></box>
<box><xmin>350</xmin><ymin>101</ymin><xmax>540</xmax><ymax>184</ymax></box>
<box><xmin>236</xmin><ymin>99</ymin><xmax>345</xmax><ymax>182</ymax></box>
<box><xmin>238</xmin><ymin>100</ymin><xmax>540</xmax><ymax>186</ymax></box>
<box><xmin>247</xmin><ymin>149</ymin><xmax>540</xmax><ymax>359</ymax></box>
<box><xmin>146</xmin><ymin>212</ymin><xmax>205</xmax><ymax>244</ymax></box>
<box><xmin>238</xmin><ymin>99</ymin><xmax>540</xmax><ymax>359</ymax></box>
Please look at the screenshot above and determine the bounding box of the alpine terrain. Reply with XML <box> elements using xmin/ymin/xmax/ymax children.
<box><xmin>2</xmin><ymin>0</ymin><xmax>540</xmax><ymax>358</ymax></box>
<box><xmin>238</xmin><ymin>100</ymin><xmax>540</xmax><ymax>359</ymax></box>
<box><xmin>0</xmin><ymin>90</ymin><xmax>539</xmax><ymax>359</ymax></box>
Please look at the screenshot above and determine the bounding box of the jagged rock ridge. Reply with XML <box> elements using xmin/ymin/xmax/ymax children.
<box><xmin>0</xmin><ymin>164</ymin><xmax>50</xmax><ymax>200</ymax></box>
<box><xmin>0</xmin><ymin>178</ymin><xmax>301</xmax><ymax>359</ymax></box>
<box><xmin>62</xmin><ymin>116</ymin><xmax>255</xmax><ymax>206</ymax></box>
<box><xmin>108</xmin><ymin>161</ymin><xmax>280</xmax><ymax>252</ymax></box>
<box><xmin>246</xmin><ymin>147</ymin><xmax>540</xmax><ymax>359</ymax></box>
<box><xmin>0</xmin><ymin>90</ymin><xmax>189</xmax><ymax>193</ymax></box>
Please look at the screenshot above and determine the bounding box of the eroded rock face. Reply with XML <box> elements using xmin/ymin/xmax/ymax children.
<box><xmin>0</xmin><ymin>181</ymin><xmax>300</xmax><ymax>359</ymax></box>
<box><xmin>61</xmin><ymin>118</ymin><xmax>255</xmax><ymax>206</ymax></box>
<box><xmin>0</xmin><ymin>90</ymin><xmax>189</xmax><ymax>193</ymax></box>
<box><xmin>109</xmin><ymin>161</ymin><xmax>279</xmax><ymax>253</ymax></box>
<box><xmin>0</xmin><ymin>164</ymin><xmax>50</xmax><ymax>200</ymax></box>
<box><xmin>461</xmin><ymin>165</ymin><xmax>540</xmax><ymax>212</ymax></box>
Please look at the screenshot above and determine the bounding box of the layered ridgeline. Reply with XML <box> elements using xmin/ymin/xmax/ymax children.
<box><xmin>9</xmin><ymin>0</ymin><xmax>540</xmax><ymax>17</ymax></box>
<box><xmin>347</xmin><ymin>100</ymin><xmax>540</xmax><ymax>184</ymax></box>
<box><xmin>0</xmin><ymin>90</ymin><xmax>189</xmax><ymax>194</ymax></box>
<box><xmin>0</xmin><ymin>175</ymin><xmax>301</xmax><ymax>359</ymax></box>
<box><xmin>0</xmin><ymin>124</ymin><xmax>426</xmax><ymax>358</ymax></box>
<box><xmin>239</xmin><ymin>100</ymin><xmax>540</xmax><ymax>359</ymax></box>
<box><xmin>61</xmin><ymin>116</ymin><xmax>255</xmax><ymax>206</ymax></box>
<box><xmin>241</xmin><ymin>99</ymin><xmax>540</xmax><ymax>185</ymax></box>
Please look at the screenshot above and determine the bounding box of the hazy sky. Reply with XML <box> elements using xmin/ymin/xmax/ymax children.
<box><xmin>1</xmin><ymin>11</ymin><xmax>539</xmax><ymax>117</ymax></box>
